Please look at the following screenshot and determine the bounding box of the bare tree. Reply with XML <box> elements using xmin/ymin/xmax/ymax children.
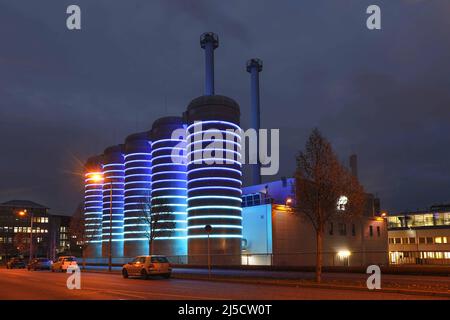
<box><xmin>13</xmin><ymin>232</ymin><xmax>29</xmax><ymax>257</ymax></box>
<box><xmin>295</xmin><ymin>128</ymin><xmax>365</xmax><ymax>283</ymax></box>
<box><xmin>69</xmin><ymin>203</ymin><xmax>102</xmax><ymax>269</ymax></box>
<box><xmin>137</xmin><ymin>200</ymin><xmax>176</xmax><ymax>255</ymax></box>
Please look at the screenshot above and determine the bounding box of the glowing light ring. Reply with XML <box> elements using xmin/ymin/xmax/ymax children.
<box><xmin>124</xmin><ymin>152</ymin><xmax>151</xmax><ymax>158</ymax></box>
<box><xmin>124</xmin><ymin>160</ymin><xmax>152</xmax><ymax>165</ymax></box>
<box><xmin>188</xmin><ymin>186</ymin><xmax>242</xmax><ymax>193</ymax></box>
<box><xmin>125</xmin><ymin>167</ymin><xmax>152</xmax><ymax>172</ymax></box>
<box><xmin>151</xmin><ymin>139</ymin><xmax>186</xmax><ymax>147</ymax></box>
<box><xmin>151</xmin><ymin>147</ymin><xmax>185</xmax><ymax>155</ymax></box>
<box><xmin>151</xmin><ymin>187</ymin><xmax>187</xmax><ymax>192</ymax></box>
<box><xmin>187</xmin><ymin>167</ymin><xmax>242</xmax><ymax>176</ymax></box>
<box><xmin>187</xmin><ymin>215</ymin><xmax>242</xmax><ymax>220</ymax></box>
<box><xmin>188</xmin><ymin>196</ymin><xmax>242</xmax><ymax>202</ymax></box>
<box><xmin>152</xmin><ymin>170</ymin><xmax>187</xmax><ymax>176</ymax></box>
<box><xmin>187</xmin><ymin>177</ymin><xmax>242</xmax><ymax>185</ymax></box>
<box><xmin>151</xmin><ymin>155</ymin><xmax>186</xmax><ymax>162</ymax></box>
<box><xmin>151</xmin><ymin>179</ymin><xmax>186</xmax><ymax>184</ymax></box>
<box><xmin>187</xmin><ymin>149</ymin><xmax>241</xmax><ymax>158</ymax></box>
<box><xmin>187</xmin><ymin>205</ymin><xmax>242</xmax><ymax>211</ymax></box>
<box><xmin>187</xmin><ymin>131</ymin><xmax>241</xmax><ymax>141</ymax></box>
<box><xmin>187</xmin><ymin>235</ymin><xmax>243</xmax><ymax>239</ymax></box>
<box><xmin>187</xmin><ymin>120</ymin><xmax>241</xmax><ymax>131</ymax></box>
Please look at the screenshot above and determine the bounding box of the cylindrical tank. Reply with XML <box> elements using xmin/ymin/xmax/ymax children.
<box><xmin>123</xmin><ymin>132</ymin><xmax>152</xmax><ymax>257</ymax></box>
<box><xmin>102</xmin><ymin>145</ymin><xmax>125</xmax><ymax>259</ymax></box>
<box><xmin>83</xmin><ymin>155</ymin><xmax>103</xmax><ymax>259</ymax></box>
<box><xmin>185</xmin><ymin>95</ymin><xmax>242</xmax><ymax>265</ymax></box>
<box><xmin>150</xmin><ymin>116</ymin><xmax>188</xmax><ymax>258</ymax></box>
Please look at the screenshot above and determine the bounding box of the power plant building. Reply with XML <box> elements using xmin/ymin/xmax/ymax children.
<box><xmin>82</xmin><ymin>33</ymin><xmax>388</xmax><ymax>267</ymax></box>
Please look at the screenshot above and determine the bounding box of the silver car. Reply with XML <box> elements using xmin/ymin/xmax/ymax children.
<box><xmin>122</xmin><ymin>255</ymin><xmax>171</xmax><ymax>279</ymax></box>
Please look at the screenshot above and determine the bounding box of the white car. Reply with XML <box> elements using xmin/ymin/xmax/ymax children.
<box><xmin>51</xmin><ymin>256</ymin><xmax>78</xmax><ymax>272</ymax></box>
<box><xmin>122</xmin><ymin>255</ymin><xmax>171</xmax><ymax>279</ymax></box>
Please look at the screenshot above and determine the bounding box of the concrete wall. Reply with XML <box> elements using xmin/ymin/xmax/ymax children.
<box><xmin>270</xmin><ymin>206</ymin><xmax>388</xmax><ymax>267</ymax></box>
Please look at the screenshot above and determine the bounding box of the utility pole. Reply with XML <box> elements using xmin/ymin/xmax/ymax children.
<box><xmin>29</xmin><ymin>211</ymin><xmax>34</xmax><ymax>263</ymax></box>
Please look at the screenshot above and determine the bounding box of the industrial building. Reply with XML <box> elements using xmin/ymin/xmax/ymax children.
<box><xmin>82</xmin><ymin>32</ymin><xmax>388</xmax><ymax>267</ymax></box>
<box><xmin>241</xmin><ymin>178</ymin><xmax>388</xmax><ymax>267</ymax></box>
<box><xmin>387</xmin><ymin>205</ymin><xmax>450</xmax><ymax>265</ymax></box>
<box><xmin>83</xmin><ymin>32</ymin><xmax>243</xmax><ymax>264</ymax></box>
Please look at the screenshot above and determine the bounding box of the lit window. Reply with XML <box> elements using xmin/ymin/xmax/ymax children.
<box><xmin>435</xmin><ymin>237</ymin><xmax>443</xmax><ymax>244</ymax></box>
<box><xmin>337</xmin><ymin>196</ymin><xmax>348</xmax><ymax>211</ymax></box>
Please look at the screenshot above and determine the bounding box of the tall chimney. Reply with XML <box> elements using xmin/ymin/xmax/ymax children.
<box><xmin>247</xmin><ymin>58</ymin><xmax>263</xmax><ymax>185</ymax></box>
<box><xmin>350</xmin><ymin>154</ymin><xmax>358</xmax><ymax>179</ymax></box>
<box><xmin>200</xmin><ymin>32</ymin><xmax>219</xmax><ymax>96</ymax></box>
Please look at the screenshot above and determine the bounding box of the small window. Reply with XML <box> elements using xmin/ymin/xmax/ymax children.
<box><xmin>377</xmin><ymin>226</ymin><xmax>381</xmax><ymax>237</ymax></box>
<box><xmin>419</xmin><ymin>237</ymin><xmax>426</xmax><ymax>244</ymax></box>
<box><xmin>151</xmin><ymin>256</ymin><xmax>168</xmax><ymax>263</ymax></box>
<box><xmin>369</xmin><ymin>226</ymin><xmax>373</xmax><ymax>237</ymax></box>
<box><xmin>338</xmin><ymin>223</ymin><xmax>347</xmax><ymax>236</ymax></box>
<box><xmin>395</xmin><ymin>237</ymin><xmax>401</xmax><ymax>244</ymax></box>
<box><xmin>426</xmin><ymin>237</ymin><xmax>433</xmax><ymax>244</ymax></box>
<box><xmin>352</xmin><ymin>224</ymin><xmax>356</xmax><ymax>236</ymax></box>
<box><xmin>402</xmin><ymin>237</ymin><xmax>409</xmax><ymax>244</ymax></box>
<box><xmin>409</xmin><ymin>237</ymin><xmax>416</xmax><ymax>244</ymax></box>
<box><xmin>329</xmin><ymin>223</ymin><xmax>334</xmax><ymax>236</ymax></box>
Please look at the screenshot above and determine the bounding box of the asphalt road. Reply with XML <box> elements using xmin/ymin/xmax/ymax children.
<box><xmin>0</xmin><ymin>268</ymin><xmax>447</xmax><ymax>300</ymax></box>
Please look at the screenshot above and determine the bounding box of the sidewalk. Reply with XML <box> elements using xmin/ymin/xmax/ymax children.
<box><xmin>82</xmin><ymin>266</ymin><xmax>450</xmax><ymax>298</ymax></box>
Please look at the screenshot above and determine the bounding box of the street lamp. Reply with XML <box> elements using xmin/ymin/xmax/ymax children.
<box><xmin>17</xmin><ymin>209</ymin><xmax>34</xmax><ymax>263</ymax></box>
<box><xmin>90</xmin><ymin>172</ymin><xmax>113</xmax><ymax>272</ymax></box>
<box><xmin>204</xmin><ymin>224</ymin><xmax>212</xmax><ymax>279</ymax></box>
<box><xmin>285</xmin><ymin>197</ymin><xmax>292</xmax><ymax>207</ymax></box>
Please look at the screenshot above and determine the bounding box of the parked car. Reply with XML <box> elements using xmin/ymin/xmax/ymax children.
<box><xmin>6</xmin><ymin>258</ymin><xmax>26</xmax><ymax>269</ymax></box>
<box><xmin>51</xmin><ymin>256</ymin><xmax>78</xmax><ymax>272</ymax></box>
<box><xmin>122</xmin><ymin>255</ymin><xmax>171</xmax><ymax>279</ymax></box>
<box><xmin>27</xmin><ymin>258</ymin><xmax>52</xmax><ymax>271</ymax></box>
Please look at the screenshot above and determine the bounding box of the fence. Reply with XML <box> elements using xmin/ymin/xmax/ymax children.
<box><xmin>76</xmin><ymin>251</ymin><xmax>450</xmax><ymax>267</ymax></box>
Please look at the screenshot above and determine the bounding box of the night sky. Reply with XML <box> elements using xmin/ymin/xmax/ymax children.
<box><xmin>1</xmin><ymin>1</ymin><xmax>449</xmax><ymax>215</ymax></box>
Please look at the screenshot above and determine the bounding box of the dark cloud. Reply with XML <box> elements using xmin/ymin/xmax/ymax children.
<box><xmin>0</xmin><ymin>0</ymin><xmax>449</xmax><ymax>214</ymax></box>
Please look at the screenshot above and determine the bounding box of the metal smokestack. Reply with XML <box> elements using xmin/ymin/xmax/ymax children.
<box><xmin>200</xmin><ymin>32</ymin><xmax>219</xmax><ymax>96</ymax></box>
<box><xmin>350</xmin><ymin>154</ymin><xmax>358</xmax><ymax>179</ymax></box>
<box><xmin>247</xmin><ymin>58</ymin><xmax>263</xmax><ymax>185</ymax></box>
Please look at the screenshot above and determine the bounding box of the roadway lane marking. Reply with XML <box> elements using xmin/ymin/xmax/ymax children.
<box><xmin>81</xmin><ymin>286</ymin><xmax>229</xmax><ymax>300</ymax></box>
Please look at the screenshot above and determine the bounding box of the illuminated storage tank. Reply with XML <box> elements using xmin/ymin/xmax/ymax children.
<box><xmin>185</xmin><ymin>95</ymin><xmax>243</xmax><ymax>264</ymax></box>
<box><xmin>83</xmin><ymin>155</ymin><xmax>103</xmax><ymax>258</ymax></box>
<box><xmin>150</xmin><ymin>117</ymin><xmax>188</xmax><ymax>256</ymax></box>
<box><xmin>102</xmin><ymin>145</ymin><xmax>125</xmax><ymax>258</ymax></box>
<box><xmin>123</xmin><ymin>132</ymin><xmax>152</xmax><ymax>257</ymax></box>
